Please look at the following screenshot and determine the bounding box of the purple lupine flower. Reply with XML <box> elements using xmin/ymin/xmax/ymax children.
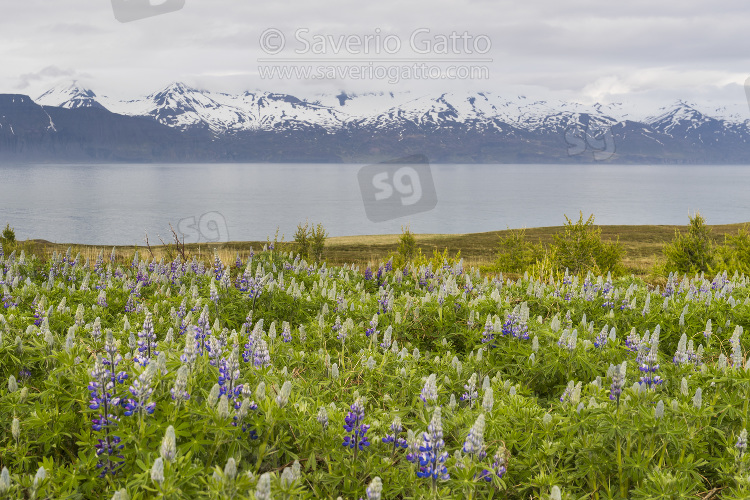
<box><xmin>281</xmin><ymin>322</ymin><xmax>292</xmax><ymax>343</ymax></box>
<box><xmin>366</xmin><ymin>314</ymin><xmax>379</xmax><ymax>338</ymax></box>
<box><xmin>594</xmin><ymin>325</ymin><xmax>608</xmax><ymax>348</ymax></box>
<box><xmin>88</xmin><ymin>352</ymin><xmax>127</xmax><ymax>477</ymax></box>
<box><xmin>364</xmin><ymin>267</ymin><xmax>373</xmax><ymax>281</ymax></box>
<box><xmin>417</xmin><ymin>407</ymin><xmax>450</xmax><ymax>490</ymax></box>
<box><xmin>218</xmin><ymin>348</ymin><xmax>243</xmax><ymax>409</ymax></box>
<box><xmin>97</xmin><ymin>290</ymin><xmax>107</xmax><ymax>308</ymax></box>
<box><xmin>123</xmin><ymin>364</ymin><xmax>156</xmax><ymax>418</ymax></box>
<box><xmin>253</xmin><ymin>336</ymin><xmax>271</xmax><ymax>368</ymax></box>
<box><xmin>135</xmin><ymin>312</ymin><xmax>158</xmax><ymax>367</ymax></box>
<box><xmin>639</xmin><ymin>343</ymin><xmax>662</xmax><ymax>390</ymax></box>
<box><xmin>481</xmin><ymin>315</ymin><xmax>494</xmax><ymax>344</ymax></box>
<box><xmin>502</xmin><ymin>311</ymin><xmax>529</xmax><ymax>339</ymax></box>
<box><xmin>479</xmin><ymin>447</ymin><xmax>508</xmax><ymax>483</ymax></box>
<box><xmin>342</xmin><ymin>397</ymin><xmax>370</xmax><ymax>460</ymax></box>
<box><xmin>213</xmin><ymin>254</ymin><xmax>224</xmax><ymax>281</ymax></box>
<box><xmin>382</xmin><ymin>416</ymin><xmax>407</xmax><ymax>455</ymax></box>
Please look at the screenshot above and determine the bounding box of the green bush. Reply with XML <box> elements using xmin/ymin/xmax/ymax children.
<box><xmin>1</xmin><ymin>223</ymin><xmax>15</xmax><ymax>254</ymax></box>
<box><xmin>293</xmin><ymin>221</ymin><xmax>328</xmax><ymax>263</ymax></box>
<box><xmin>716</xmin><ymin>225</ymin><xmax>750</xmax><ymax>275</ymax></box>
<box><xmin>663</xmin><ymin>213</ymin><xmax>716</xmax><ymax>274</ymax></box>
<box><xmin>397</xmin><ymin>226</ymin><xmax>417</xmax><ymax>264</ymax></box>
<box><xmin>494</xmin><ymin>228</ymin><xmax>543</xmax><ymax>273</ymax></box>
<box><xmin>550</xmin><ymin>213</ymin><xmax>624</xmax><ymax>276</ymax></box>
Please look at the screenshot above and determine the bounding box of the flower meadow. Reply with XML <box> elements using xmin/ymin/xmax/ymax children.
<box><xmin>2</xmin><ymin>245</ymin><xmax>750</xmax><ymax>499</ymax></box>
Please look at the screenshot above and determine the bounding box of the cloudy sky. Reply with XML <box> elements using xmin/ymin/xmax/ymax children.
<box><xmin>3</xmin><ymin>0</ymin><xmax>750</xmax><ymax>112</ymax></box>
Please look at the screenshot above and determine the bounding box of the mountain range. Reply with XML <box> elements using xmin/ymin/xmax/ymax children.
<box><xmin>0</xmin><ymin>81</ymin><xmax>749</xmax><ymax>163</ymax></box>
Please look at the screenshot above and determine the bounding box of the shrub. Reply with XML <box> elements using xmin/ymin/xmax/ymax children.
<box><xmin>293</xmin><ymin>221</ymin><xmax>311</xmax><ymax>259</ymax></box>
<box><xmin>663</xmin><ymin>213</ymin><xmax>715</xmax><ymax>274</ymax></box>
<box><xmin>550</xmin><ymin>213</ymin><xmax>624</xmax><ymax>276</ymax></box>
<box><xmin>293</xmin><ymin>221</ymin><xmax>328</xmax><ymax>263</ymax></box>
<box><xmin>494</xmin><ymin>228</ymin><xmax>543</xmax><ymax>274</ymax></box>
<box><xmin>715</xmin><ymin>224</ymin><xmax>750</xmax><ymax>275</ymax></box>
<box><xmin>1</xmin><ymin>223</ymin><xmax>15</xmax><ymax>254</ymax></box>
<box><xmin>397</xmin><ymin>226</ymin><xmax>417</xmax><ymax>263</ymax></box>
<box><xmin>309</xmin><ymin>223</ymin><xmax>328</xmax><ymax>263</ymax></box>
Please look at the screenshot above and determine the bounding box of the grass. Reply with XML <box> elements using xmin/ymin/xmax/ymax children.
<box><xmin>9</xmin><ymin>221</ymin><xmax>750</xmax><ymax>279</ymax></box>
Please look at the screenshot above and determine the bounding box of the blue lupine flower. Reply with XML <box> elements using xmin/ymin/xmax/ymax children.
<box><xmin>281</xmin><ymin>322</ymin><xmax>292</xmax><ymax>343</ymax></box>
<box><xmin>135</xmin><ymin>312</ymin><xmax>158</xmax><ymax>367</ymax></box>
<box><xmin>502</xmin><ymin>311</ymin><xmax>529</xmax><ymax>339</ymax></box>
<box><xmin>218</xmin><ymin>348</ymin><xmax>243</xmax><ymax>409</ymax></box>
<box><xmin>417</xmin><ymin>407</ymin><xmax>450</xmax><ymax>490</ymax></box>
<box><xmin>364</xmin><ymin>267</ymin><xmax>373</xmax><ymax>281</ymax></box>
<box><xmin>123</xmin><ymin>364</ymin><xmax>156</xmax><ymax>418</ymax></box>
<box><xmin>342</xmin><ymin>397</ymin><xmax>370</xmax><ymax>460</ymax></box>
<box><xmin>382</xmin><ymin>416</ymin><xmax>407</xmax><ymax>455</ymax></box>
<box><xmin>479</xmin><ymin>446</ymin><xmax>508</xmax><ymax>483</ymax></box>
<box><xmin>481</xmin><ymin>315</ymin><xmax>494</xmax><ymax>344</ymax></box>
<box><xmin>253</xmin><ymin>336</ymin><xmax>271</xmax><ymax>368</ymax></box>
<box><xmin>594</xmin><ymin>326</ymin><xmax>608</xmax><ymax>348</ymax></box>
<box><xmin>88</xmin><ymin>354</ymin><xmax>127</xmax><ymax>477</ymax></box>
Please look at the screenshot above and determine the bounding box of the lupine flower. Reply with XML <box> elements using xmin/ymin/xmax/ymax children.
<box><xmin>693</xmin><ymin>387</ymin><xmax>702</xmax><ymax>409</ymax></box>
<box><xmin>253</xmin><ymin>336</ymin><xmax>271</xmax><ymax>368</ymax></box>
<box><xmin>7</xmin><ymin>375</ymin><xmax>17</xmax><ymax>393</ymax></box>
<box><xmin>380</xmin><ymin>325</ymin><xmax>392</xmax><ymax>350</ymax></box>
<box><xmin>594</xmin><ymin>326</ymin><xmax>608</xmax><ymax>348</ymax></box>
<box><xmin>654</xmin><ymin>400</ymin><xmax>665</xmax><ymax>419</ymax></box>
<box><xmin>382</xmin><ymin>415</ymin><xmax>407</xmax><ymax>455</ymax></box>
<box><xmin>276</xmin><ymin>381</ymin><xmax>292</xmax><ymax>407</ymax></box>
<box><xmin>482</xmin><ymin>387</ymin><xmax>494</xmax><ymax>413</ymax></box>
<box><xmin>317</xmin><ymin>406</ymin><xmax>329</xmax><ymax>431</ymax></box>
<box><xmin>550</xmin><ymin>486</ymin><xmax>562</xmax><ymax>500</ymax></box>
<box><xmin>673</xmin><ymin>334</ymin><xmax>689</xmax><ymax>365</ymax></box>
<box><xmin>462</xmin><ymin>413</ymin><xmax>486</xmax><ymax>460</ymax></box>
<box><xmin>737</xmin><ymin>429</ymin><xmax>748</xmax><ymax>459</ymax></box>
<box><xmin>135</xmin><ymin>312</ymin><xmax>158</xmax><ymax>367</ymax></box>
<box><xmin>160</xmin><ymin>425</ymin><xmax>177</xmax><ymax>463</ymax></box>
<box><xmin>0</xmin><ymin>467</ymin><xmax>10</xmax><ymax>494</ymax></box>
<box><xmin>639</xmin><ymin>341</ymin><xmax>662</xmax><ymax>390</ymax></box>
<box><xmin>417</xmin><ymin>407</ymin><xmax>449</xmax><ymax>490</ymax></box>
<box><xmin>366</xmin><ymin>476</ymin><xmax>383</xmax><ymax>500</ymax></box>
<box><xmin>11</xmin><ymin>417</ymin><xmax>19</xmax><ymax>444</ymax></box>
<box><xmin>123</xmin><ymin>363</ymin><xmax>157</xmax><ymax>419</ymax></box>
<box><xmin>218</xmin><ymin>348</ymin><xmax>243</xmax><ymax>408</ymax></box>
<box><xmin>703</xmin><ymin>319</ymin><xmax>712</xmax><ymax>342</ymax></box>
<box><xmin>460</xmin><ymin>373</ymin><xmax>478</xmax><ymax>408</ymax></box>
<box><xmin>480</xmin><ymin>445</ymin><xmax>509</xmax><ymax>483</ymax></box>
<box><xmin>610</xmin><ymin>361</ymin><xmax>626</xmax><ymax>405</ymax></box>
<box><xmin>255</xmin><ymin>472</ymin><xmax>272</xmax><ymax>500</ymax></box>
<box><xmin>88</xmin><ymin>354</ymin><xmax>127</xmax><ymax>476</ymax></box>
<box><xmin>151</xmin><ymin>457</ymin><xmax>164</xmax><ymax>485</ymax></box>
<box><xmin>342</xmin><ymin>397</ymin><xmax>371</xmax><ymax>459</ymax></box>
<box><xmin>420</xmin><ymin>374</ymin><xmax>438</xmax><ymax>405</ymax></box>
<box><xmin>217</xmin><ymin>395</ymin><xmax>230</xmax><ymax>419</ymax></box>
<box><xmin>481</xmin><ymin>315</ymin><xmax>494</xmax><ymax>344</ymax></box>
<box><xmin>281</xmin><ymin>321</ymin><xmax>292</xmax><ymax>343</ymax></box>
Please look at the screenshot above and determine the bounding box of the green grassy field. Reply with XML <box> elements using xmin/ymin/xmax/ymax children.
<box><xmin>14</xmin><ymin>221</ymin><xmax>750</xmax><ymax>279</ymax></box>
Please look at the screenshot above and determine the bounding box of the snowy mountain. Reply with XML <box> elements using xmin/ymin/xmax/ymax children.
<box><xmin>3</xmin><ymin>81</ymin><xmax>748</xmax><ymax>163</ymax></box>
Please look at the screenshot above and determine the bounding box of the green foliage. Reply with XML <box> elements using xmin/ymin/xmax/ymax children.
<box><xmin>3</xmin><ymin>244</ymin><xmax>750</xmax><ymax>498</ymax></box>
<box><xmin>716</xmin><ymin>225</ymin><xmax>750</xmax><ymax>275</ymax></box>
<box><xmin>293</xmin><ymin>221</ymin><xmax>311</xmax><ymax>259</ymax></box>
<box><xmin>663</xmin><ymin>213</ymin><xmax>716</xmax><ymax>274</ymax></box>
<box><xmin>293</xmin><ymin>221</ymin><xmax>327</xmax><ymax>263</ymax></box>
<box><xmin>550</xmin><ymin>212</ymin><xmax>624</xmax><ymax>276</ymax></box>
<box><xmin>494</xmin><ymin>228</ymin><xmax>543</xmax><ymax>274</ymax></box>
<box><xmin>397</xmin><ymin>226</ymin><xmax>417</xmax><ymax>264</ymax></box>
<box><xmin>1</xmin><ymin>223</ymin><xmax>15</xmax><ymax>254</ymax></box>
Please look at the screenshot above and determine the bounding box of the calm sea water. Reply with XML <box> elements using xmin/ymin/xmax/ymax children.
<box><xmin>1</xmin><ymin>163</ymin><xmax>750</xmax><ymax>245</ymax></box>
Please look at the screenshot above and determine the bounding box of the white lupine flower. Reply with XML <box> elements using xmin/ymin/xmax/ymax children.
<box><xmin>217</xmin><ymin>396</ymin><xmax>230</xmax><ymax>419</ymax></box>
<box><xmin>366</xmin><ymin>476</ymin><xmax>383</xmax><ymax>500</ymax></box>
<box><xmin>654</xmin><ymin>400</ymin><xmax>664</xmax><ymax>419</ymax></box>
<box><xmin>255</xmin><ymin>472</ymin><xmax>272</xmax><ymax>500</ymax></box>
<box><xmin>276</xmin><ymin>381</ymin><xmax>292</xmax><ymax>407</ymax></box>
<box><xmin>421</xmin><ymin>374</ymin><xmax>438</xmax><ymax>405</ymax></box>
<box><xmin>11</xmin><ymin>418</ymin><xmax>19</xmax><ymax>443</ymax></box>
<box><xmin>0</xmin><ymin>467</ymin><xmax>9</xmax><ymax>494</ymax></box>
<box><xmin>160</xmin><ymin>425</ymin><xmax>177</xmax><ymax>463</ymax></box>
<box><xmin>33</xmin><ymin>466</ymin><xmax>46</xmax><ymax>490</ymax></box>
<box><xmin>151</xmin><ymin>458</ymin><xmax>164</xmax><ymax>484</ymax></box>
<box><xmin>224</xmin><ymin>458</ymin><xmax>237</xmax><ymax>480</ymax></box>
<box><xmin>482</xmin><ymin>387</ymin><xmax>494</xmax><ymax>413</ymax></box>
<box><xmin>681</xmin><ymin>377</ymin><xmax>689</xmax><ymax>397</ymax></box>
<box><xmin>693</xmin><ymin>388</ymin><xmax>703</xmax><ymax>409</ymax></box>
